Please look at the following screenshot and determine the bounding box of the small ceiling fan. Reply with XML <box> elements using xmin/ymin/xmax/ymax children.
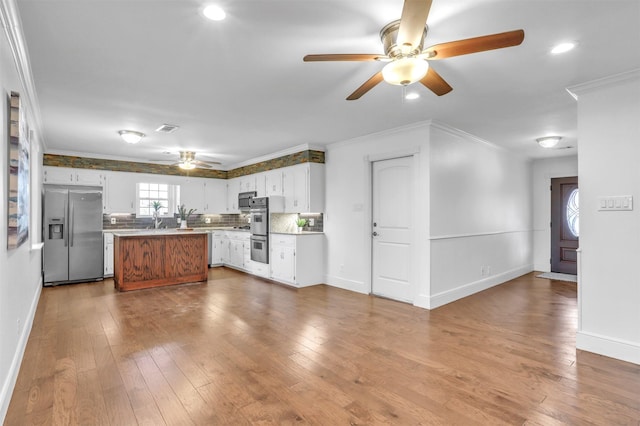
<box><xmin>150</xmin><ymin>151</ymin><xmax>222</xmax><ymax>170</ymax></box>
<box><xmin>303</xmin><ymin>0</ymin><xmax>524</xmax><ymax>100</ymax></box>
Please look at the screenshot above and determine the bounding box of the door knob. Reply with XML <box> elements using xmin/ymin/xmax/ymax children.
<box><xmin>372</xmin><ymin>232</ymin><xmax>378</xmax><ymax>236</ymax></box>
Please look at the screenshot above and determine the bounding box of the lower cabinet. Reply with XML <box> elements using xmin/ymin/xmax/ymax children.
<box><xmin>103</xmin><ymin>233</ymin><xmax>114</xmax><ymax>277</ymax></box>
<box><xmin>208</xmin><ymin>230</ymin><xmax>324</xmax><ymax>287</ymax></box>
<box><xmin>269</xmin><ymin>233</ymin><xmax>324</xmax><ymax>287</ymax></box>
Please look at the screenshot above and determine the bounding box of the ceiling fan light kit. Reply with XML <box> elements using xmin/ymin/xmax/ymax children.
<box><xmin>382</xmin><ymin>57</ymin><xmax>429</xmax><ymax>86</ymax></box>
<box><xmin>118</xmin><ymin>130</ymin><xmax>145</xmax><ymax>144</ymax></box>
<box><xmin>536</xmin><ymin>136</ymin><xmax>562</xmax><ymax>148</ymax></box>
<box><xmin>303</xmin><ymin>0</ymin><xmax>525</xmax><ymax>100</ymax></box>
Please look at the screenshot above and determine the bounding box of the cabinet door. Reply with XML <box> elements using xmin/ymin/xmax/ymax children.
<box><xmin>212</xmin><ymin>236</ymin><xmax>224</xmax><ymax>265</ymax></box>
<box><xmin>204</xmin><ymin>179</ymin><xmax>226</xmax><ymax>213</ymax></box>
<box><xmin>179</xmin><ymin>178</ymin><xmax>206</xmax><ymax>212</ymax></box>
<box><xmin>75</xmin><ymin>169</ymin><xmax>104</xmax><ymax>186</ymax></box>
<box><xmin>239</xmin><ymin>176</ymin><xmax>256</xmax><ymax>192</ymax></box>
<box><xmin>283</xmin><ymin>165</ymin><xmax>308</xmax><ymax>212</ymax></box>
<box><xmin>220</xmin><ymin>238</ymin><xmax>230</xmax><ymax>264</ymax></box>
<box><xmin>105</xmin><ymin>172</ymin><xmax>136</xmax><ymax>213</ymax></box>
<box><xmin>270</xmin><ymin>245</ymin><xmax>295</xmax><ymax>283</ymax></box>
<box><xmin>255</xmin><ymin>173</ymin><xmax>267</xmax><ymax>197</ymax></box>
<box><xmin>229</xmin><ymin>240</ymin><xmax>244</xmax><ymax>268</ymax></box>
<box><xmin>43</xmin><ymin>167</ymin><xmax>74</xmax><ymax>184</ymax></box>
<box><xmin>265</xmin><ymin>170</ymin><xmax>283</xmax><ymax>197</ymax></box>
<box><xmin>104</xmin><ymin>233</ymin><xmax>114</xmax><ymax>276</ymax></box>
<box><xmin>226</xmin><ymin>178</ymin><xmax>240</xmax><ymax>213</ymax></box>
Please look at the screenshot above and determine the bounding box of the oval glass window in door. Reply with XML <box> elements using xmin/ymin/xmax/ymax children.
<box><xmin>566</xmin><ymin>188</ymin><xmax>579</xmax><ymax>237</ymax></box>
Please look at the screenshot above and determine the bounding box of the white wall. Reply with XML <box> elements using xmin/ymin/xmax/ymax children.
<box><xmin>531</xmin><ymin>156</ymin><xmax>578</xmax><ymax>271</ymax></box>
<box><xmin>570</xmin><ymin>70</ymin><xmax>640</xmax><ymax>365</ymax></box>
<box><xmin>324</xmin><ymin>120</ymin><xmax>533</xmax><ymax>309</ymax></box>
<box><xmin>428</xmin><ymin>124</ymin><xmax>532</xmax><ymax>308</ymax></box>
<box><xmin>0</xmin><ymin>2</ymin><xmax>45</xmax><ymax>421</ymax></box>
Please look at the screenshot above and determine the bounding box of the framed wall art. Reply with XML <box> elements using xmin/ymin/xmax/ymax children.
<box><xmin>8</xmin><ymin>91</ymin><xmax>30</xmax><ymax>249</ymax></box>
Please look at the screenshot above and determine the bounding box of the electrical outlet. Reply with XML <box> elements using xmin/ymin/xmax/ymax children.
<box><xmin>309</xmin><ymin>218</ymin><xmax>315</xmax><ymax>226</ymax></box>
<box><xmin>205</xmin><ymin>217</ymin><xmax>211</xmax><ymax>224</ymax></box>
<box><xmin>177</xmin><ymin>217</ymin><xmax>181</xmax><ymax>224</ymax></box>
<box><xmin>110</xmin><ymin>217</ymin><xmax>116</xmax><ymax>225</ymax></box>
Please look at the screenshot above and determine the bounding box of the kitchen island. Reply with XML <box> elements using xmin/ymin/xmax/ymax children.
<box><xmin>113</xmin><ymin>230</ymin><xmax>208</xmax><ymax>291</ymax></box>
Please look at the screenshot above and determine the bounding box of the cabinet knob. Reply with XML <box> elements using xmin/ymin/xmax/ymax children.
<box><xmin>372</xmin><ymin>232</ymin><xmax>378</xmax><ymax>237</ymax></box>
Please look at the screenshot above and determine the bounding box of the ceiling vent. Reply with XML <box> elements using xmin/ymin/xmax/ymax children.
<box><xmin>155</xmin><ymin>124</ymin><xmax>180</xmax><ymax>133</ymax></box>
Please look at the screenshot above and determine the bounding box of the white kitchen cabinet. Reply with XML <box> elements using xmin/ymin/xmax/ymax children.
<box><xmin>238</xmin><ymin>175</ymin><xmax>256</xmax><ymax>193</ymax></box>
<box><xmin>225</xmin><ymin>231</ymin><xmax>250</xmax><ymax>270</ymax></box>
<box><xmin>179</xmin><ymin>177</ymin><xmax>206</xmax><ymax>212</ymax></box>
<box><xmin>255</xmin><ymin>172</ymin><xmax>267</xmax><ymax>197</ymax></box>
<box><xmin>226</xmin><ymin>178</ymin><xmax>241</xmax><ymax>213</ymax></box>
<box><xmin>282</xmin><ymin>163</ymin><xmax>325</xmax><ymax>213</ymax></box>
<box><xmin>264</xmin><ymin>169</ymin><xmax>283</xmax><ymax>197</ymax></box>
<box><xmin>270</xmin><ymin>233</ymin><xmax>324</xmax><ymax>287</ymax></box>
<box><xmin>43</xmin><ymin>166</ymin><xmax>104</xmax><ymax>186</ymax></box>
<box><xmin>103</xmin><ymin>171</ymin><xmax>136</xmax><ymax>213</ymax></box>
<box><xmin>204</xmin><ymin>179</ymin><xmax>227</xmax><ymax>213</ymax></box>
<box><xmin>210</xmin><ymin>231</ymin><xmax>226</xmax><ymax>265</ymax></box>
<box><xmin>104</xmin><ymin>233</ymin><xmax>114</xmax><ymax>277</ymax></box>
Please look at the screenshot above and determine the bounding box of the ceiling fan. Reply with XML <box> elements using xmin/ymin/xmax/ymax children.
<box><xmin>303</xmin><ymin>0</ymin><xmax>525</xmax><ymax>100</ymax></box>
<box><xmin>150</xmin><ymin>151</ymin><xmax>222</xmax><ymax>170</ymax></box>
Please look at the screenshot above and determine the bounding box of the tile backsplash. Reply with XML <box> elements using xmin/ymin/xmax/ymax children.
<box><xmin>271</xmin><ymin>213</ymin><xmax>323</xmax><ymax>233</ymax></box>
<box><xmin>103</xmin><ymin>213</ymin><xmax>250</xmax><ymax>230</ymax></box>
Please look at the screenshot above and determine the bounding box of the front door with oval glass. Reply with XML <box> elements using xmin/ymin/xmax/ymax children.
<box><xmin>551</xmin><ymin>177</ymin><xmax>579</xmax><ymax>274</ymax></box>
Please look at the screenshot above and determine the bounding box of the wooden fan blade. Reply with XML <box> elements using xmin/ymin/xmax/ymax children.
<box><xmin>304</xmin><ymin>54</ymin><xmax>385</xmax><ymax>62</ymax></box>
<box><xmin>397</xmin><ymin>0</ymin><xmax>433</xmax><ymax>50</ymax></box>
<box><xmin>424</xmin><ymin>29</ymin><xmax>525</xmax><ymax>60</ymax></box>
<box><xmin>420</xmin><ymin>67</ymin><xmax>452</xmax><ymax>96</ymax></box>
<box><xmin>346</xmin><ymin>71</ymin><xmax>384</xmax><ymax>100</ymax></box>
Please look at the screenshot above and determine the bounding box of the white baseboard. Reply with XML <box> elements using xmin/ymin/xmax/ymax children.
<box><xmin>577</xmin><ymin>331</ymin><xmax>640</xmax><ymax>365</ymax></box>
<box><xmin>413</xmin><ymin>294</ymin><xmax>431</xmax><ymax>310</ymax></box>
<box><xmin>324</xmin><ymin>274</ymin><xmax>368</xmax><ymax>294</ymax></box>
<box><xmin>533</xmin><ymin>264</ymin><xmax>550</xmax><ymax>273</ymax></box>
<box><xmin>428</xmin><ymin>264</ymin><xmax>533</xmax><ymax>309</ymax></box>
<box><xmin>0</xmin><ymin>279</ymin><xmax>42</xmax><ymax>424</ymax></box>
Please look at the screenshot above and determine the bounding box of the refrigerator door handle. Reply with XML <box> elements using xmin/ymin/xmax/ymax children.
<box><xmin>63</xmin><ymin>200</ymin><xmax>69</xmax><ymax>247</ymax></box>
<box><xmin>69</xmin><ymin>201</ymin><xmax>75</xmax><ymax>247</ymax></box>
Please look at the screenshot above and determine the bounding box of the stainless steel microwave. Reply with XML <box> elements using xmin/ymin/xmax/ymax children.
<box><xmin>238</xmin><ymin>191</ymin><xmax>256</xmax><ymax>211</ymax></box>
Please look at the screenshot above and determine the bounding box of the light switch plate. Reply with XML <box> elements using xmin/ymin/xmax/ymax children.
<box><xmin>598</xmin><ymin>195</ymin><xmax>633</xmax><ymax>211</ymax></box>
<box><xmin>205</xmin><ymin>217</ymin><xmax>211</xmax><ymax>224</ymax></box>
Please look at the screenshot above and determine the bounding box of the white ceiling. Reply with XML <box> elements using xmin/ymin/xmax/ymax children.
<box><xmin>16</xmin><ymin>0</ymin><xmax>640</xmax><ymax>167</ymax></box>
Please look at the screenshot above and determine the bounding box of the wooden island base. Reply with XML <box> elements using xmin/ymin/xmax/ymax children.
<box><xmin>114</xmin><ymin>232</ymin><xmax>208</xmax><ymax>291</ymax></box>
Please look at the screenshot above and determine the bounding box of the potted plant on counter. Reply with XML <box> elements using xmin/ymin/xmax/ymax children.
<box><xmin>296</xmin><ymin>218</ymin><xmax>307</xmax><ymax>233</ymax></box>
<box><xmin>177</xmin><ymin>204</ymin><xmax>196</xmax><ymax>229</ymax></box>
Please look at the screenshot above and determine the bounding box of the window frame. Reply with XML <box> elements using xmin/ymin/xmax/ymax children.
<box><xmin>136</xmin><ymin>182</ymin><xmax>179</xmax><ymax>217</ymax></box>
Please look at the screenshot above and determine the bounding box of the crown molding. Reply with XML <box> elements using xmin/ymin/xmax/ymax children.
<box><xmin>567</xmin><ymin>68</ymin><xmax>640</xmax><ymax>100</ymax></box>
<box><xmin>0</xmin><ymin>0</ymin><xmax>45</xmax><ymax>149</ymax></box>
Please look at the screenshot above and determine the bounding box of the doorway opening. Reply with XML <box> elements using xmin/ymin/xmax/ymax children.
<box><xmin>550</xmin><ymin>176</ymin><xmax>579</xmax><ymax>275</ymax></box>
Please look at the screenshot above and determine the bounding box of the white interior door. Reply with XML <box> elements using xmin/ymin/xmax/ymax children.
<box><xmin>372</xmin><ymin>156</ymin><xmax>413</xmax><ymax>302</ymax></box>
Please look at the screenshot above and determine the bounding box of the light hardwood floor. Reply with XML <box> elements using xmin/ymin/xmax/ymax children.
<box><xmin>5</xmin><ymin>269</ymin><xmax>640</xmax><ymax>425</ymax></box>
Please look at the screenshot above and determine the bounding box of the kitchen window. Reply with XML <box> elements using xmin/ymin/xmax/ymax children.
<box><xmin>136</xmin><ymin>183</ymin><xmax>178</xmax><ymax>217</ymax></box>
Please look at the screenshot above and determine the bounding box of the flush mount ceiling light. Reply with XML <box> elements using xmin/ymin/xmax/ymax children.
<box><xmin>203</xmin><ymin>5</ymin><xmax>226</xmax><ymax>21</ymax></box>
<box><xmin>118</xmin><ymin>130</ymin><xmax>145</xmax><ymax>144</ymax></box>
<box><xmin>382</xmin><ymin>57</ymin><xmax>430</xmax><ymax>86</ymax></box>
<box><xmin>179</xmin><ymin>161</ymin><xmax>196</xmax><ymax>170</ymax></box>
<box><xmin>551</xmin><ymin>42</ymin><xmax>576</xmax><ymax>54</ymax></box>
<box><xmin>536</xmin><ymin>136</ymin><xmax>562</xmax><ymax>148</ymax></box>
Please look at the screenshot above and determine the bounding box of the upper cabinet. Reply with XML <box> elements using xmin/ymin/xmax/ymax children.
<box><xmin>264</xmin><ymin>169</ymin><xmax>283</xmax><ymax>197</ymax></box>
<box><xmin>238</xmin><ymin>175</ymin><xmax>256</xmax><ymax>193</ymax></box>
<box><xmin>226</xmin><ymin>178</ymin><xmax>240</xmax><ymax>213</ymax></box>
<box><xmin>179</xmin><ymin>177</ymin><xmax>206</xmax><ymax>212</ymax></box>
<box><xmin>103</xmin><ymin>171</ymin><xmax>136</xmax><ymax>213</ymax></box>
<box><xmin>282</xmin><ymin>163</ymin><xmax>325</xmax><ymax>213</ymax></box>
<box><xmin>43</xmin><ymin>166</ymin><xmax>104</xmax><ymax>186</ymax></box>
<box><xmin>204</xmin><ymin>179</ymin><xmax>226</xmax><ymax>214</ymax></box>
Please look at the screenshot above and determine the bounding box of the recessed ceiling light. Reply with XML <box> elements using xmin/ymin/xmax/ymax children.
<box><xmin>405</xmin><ymin>92</ymin><xmax>420</xmax><ymax>100</ymax></box>
<box><xmin>203</xmin><ymin>5</ymin><xmax>226</xmax><ymax>21</ymax></box>
<box><xmin>551</xmin><ymin>42</ymin><xmax>576</xmax><ymax>54</ymax></box>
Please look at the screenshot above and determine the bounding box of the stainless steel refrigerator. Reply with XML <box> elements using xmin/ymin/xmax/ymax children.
<box><xmin>43</xmin><ymin>185</ymin><xmax>103</xmax><ymax>286</ymax></box>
